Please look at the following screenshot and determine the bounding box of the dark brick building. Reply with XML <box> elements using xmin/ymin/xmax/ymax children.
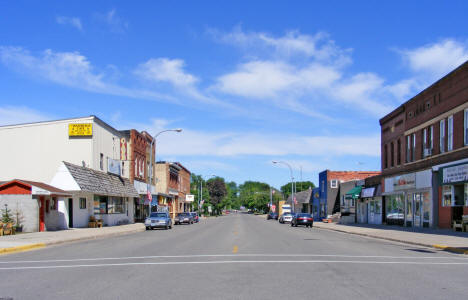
<box><xmin>380</xmin><ymin>60</ymin><xmax>468</xmax><ymax>228</ymax></box>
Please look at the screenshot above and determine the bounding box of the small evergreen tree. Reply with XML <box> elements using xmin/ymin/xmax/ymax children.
<box><xmin>2</xmin><ymin>204</ymin><xmax>14</xmax><ymax>224</ymax></box>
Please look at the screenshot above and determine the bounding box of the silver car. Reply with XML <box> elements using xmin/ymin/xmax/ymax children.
<box><xmin>279</xmin><ymin>213</ymin><xmax>294</xmax><ymax>224</ymax></box>
<box><xmin>145</xmin><ymin>212</ymin><xmax>172</xmax><ymax>230</ymax></box>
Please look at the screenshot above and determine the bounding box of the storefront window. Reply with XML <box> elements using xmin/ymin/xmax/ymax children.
<box><xmin>386</xmin><ymin>194</ymin><xmax>404</xmax><ymax>225</ymax></box>
<box><xmin>108</xmin><ymin>197</ymin><xmax>125</xmax><ymax>214</ymax></box>
<box><xmin>375</xmin><ymin>200</ymin><xmax>381</xmax><ymax>213</ymax></box>
<box><xmin>465</xmin><ymin>184</ymin><xmax>468</xmax><ymax>206</ymax></box>
<box><xmin>442</xmin><ymin>185</ymin><xmax>453</xmax><ymax>207</ymax></box>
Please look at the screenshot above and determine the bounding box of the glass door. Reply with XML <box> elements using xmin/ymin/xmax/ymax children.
<box><xmin>406</xmin><ymin>194</ymin><xmax>413</xmax><ymax>227</ymax></box>
<box><xmin>413</xmin><ymin>193</ymin><xmax>422</xmax><ymax>227</ymax></box>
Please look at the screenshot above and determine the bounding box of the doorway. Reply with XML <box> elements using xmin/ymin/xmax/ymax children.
<box><xmin>68</xmin><ymin>198</ymin><xmax>73</xmax><ymax>228</ymax></box>
<box><xmin>39</xmin><ymin>196</ymin><xmax>45</xmax><ymax>232</ymax></box>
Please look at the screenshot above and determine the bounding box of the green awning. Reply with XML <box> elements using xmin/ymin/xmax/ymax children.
<box><xmin>345</xmin><ymin>186</ymin><xmax>362</xmax><ymax>199</ymax></box>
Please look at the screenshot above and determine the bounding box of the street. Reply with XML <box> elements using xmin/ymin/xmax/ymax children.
<box><xmin>1</xmin><ymin>213</ymin><xmax>467</xmax><ymax>300</ymax></box>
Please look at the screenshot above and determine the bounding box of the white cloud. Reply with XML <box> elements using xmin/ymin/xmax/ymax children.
<box><xmin>95</xmin><ymin>9</ymin><xmax>128</xmax><ymax>33</ymax></box>
<box><xmin>56</xmin><ymin>16</ymin><xmax>83</xmax><ymax>31</ymax></box>
<box><xmin>134</xmin><ymin>58</ymin><xmax>199</xmax><ymax>87</ymax></box>
<box><xmin>401</xmin><ymin>39</ymin><xmax>468</xmax><ymax>77</ymax></box>
<box><xmin>210</xmin><ymin>27</ymin><xmax>351</xmax><ymax>64</ymax></box>
<box><xmin>0</xmin><ymin>106</ymin><xmax>51</xmax><ymax>126</ymax></box>
<box><xmin>0</xmin><ymin>46</ymin><xmax>177</xmax><ymax>103</ymax></box>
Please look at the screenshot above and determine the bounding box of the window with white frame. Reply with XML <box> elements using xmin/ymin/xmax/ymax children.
<box><xmin>330</xmin><ymin>179</ymin><xmax>338</xmax><ymax>188</ymax></box>
<box><xmin>412</xmin><ymin>133</ymin><xmax>416</xmax><ymax>161</ymax></box>
<box><xmin>422</xmin><ymin>128</ymin><xmax>427</xmax><ymax>157</ymax></box>
<box><xmin>406</xmin><ymin>135</ymin><xmax>410</xmax><ymax>162</ymax></box>
<box><xmin>448</xmin><ymin>115</ymin><xmax>453</xmax><ymax>151</ymax></box>
<box><xmin>79</xmin><ymin>197</ymin><xmax>86</xmax><ymax>209</ymax></box>
<box><xmin>464</xmin><ymin>109</ymin><xmax>468</xmax><ymax>146</ymax></box>
<box><xmin>429</xmin><ymin>125</ymin><xmax>433</xmax><ymax>150</ymax></box>
<box><xmin>134</xmin><ymin>159</ymin><xmax>138</xmax><ymax>176</ymax></box>
<box><xmin>440</xmin><ymin>119</ymin><xmax>445</xmax><ymax>153</ymax></box>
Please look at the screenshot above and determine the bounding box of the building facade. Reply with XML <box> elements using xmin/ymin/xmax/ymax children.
<box><xmin>380</xmin><ymin>60</ymin><xmax>468</xmax><ymax>228</ymax></box>
<box><xmin>318</xmin><ymin>170</ymin><xmax>381</xmax><ymax>217</ymax></box>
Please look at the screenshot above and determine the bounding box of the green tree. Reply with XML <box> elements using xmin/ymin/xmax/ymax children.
<box><xmin>190</xmin><ymin>173</ymin><xmax>210</xmax><ymax>213</ymax></box>
<box><xmin>280</xmin><ymin>181</ymin><xmax>315</xmax><ymax>198</ymax></box>
<box><xmin>207</xmin><ymin>177</ymin><xmax>227</xmax><ymax>215</ymax></box>
<box><xmin>1</xmin><ymin>204</ymin><xmax>14</xmax><ymax>224</ymax></box>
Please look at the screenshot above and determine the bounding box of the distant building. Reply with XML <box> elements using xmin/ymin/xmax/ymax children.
<box><xmin>318</xmin><ymin>170</ymin><xmax>381</xmax><ymax>216</ymax></box>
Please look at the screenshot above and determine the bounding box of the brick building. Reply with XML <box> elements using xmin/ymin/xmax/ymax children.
<box><xmin>318</xmin><ymin>170</ymin><xmax>381</xmax><ymax>216</ymax></box>
<box><xmin>175</xmin><ymin>162</ymin><xmax>192</xmax><ymax>212</ymax></box>
<box><xmin>380</xmin><ymin>60</ymin><xmax>468</xmax><ymax>228</ymax></box>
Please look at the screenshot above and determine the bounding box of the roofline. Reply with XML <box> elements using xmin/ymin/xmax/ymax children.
<box><xmin>0</xmin><ymin>115</ymin><xmax>123</xmax><ymax>137</ymax></box>
<box><xmin>379</xmin><ymin>59</ymin><xmax>468</xmax><ymax>125</ymax></box>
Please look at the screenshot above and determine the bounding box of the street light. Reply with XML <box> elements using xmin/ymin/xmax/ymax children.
<box><xmin>272</xmin><ymin>160</ymin><xmax>295</xmax><ymax>214</ymax></box>
<box><xmin>147</xmin><ymin>128</ymin><xmax>182</xmax><ymax>216</ymax></box>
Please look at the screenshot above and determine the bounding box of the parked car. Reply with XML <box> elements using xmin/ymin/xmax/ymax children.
<box><xmin>175</xmin><ymin>212</ymin><xmax>194</xmax><ymax>225</ymax></box>
<box><xmin>190</xmin><ymin>212</ymin><xmax>199</xmax><ymax>223</ymax></box>
<box><xmin>145</xmin><ymin>212</ymin><xmax>172</xmax><ymax>230</ymax></box>
<box><xmin>279</xmin><ymin>212</ymin><xmax>294</xmax><ymax>224</ymax></box>
<box><xmin>291</xmin><ymin>213</ymin><xmax>314</xmax><ymax>227</ymax></box>
<box><xmin>267</xmin><ymin>212</ymin><xmax>279</xmax><ymax>220</ymax></box>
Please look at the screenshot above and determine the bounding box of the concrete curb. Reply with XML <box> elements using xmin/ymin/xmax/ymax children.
<box><xmin>314</xmin><ymin>224</ymin><xmax>468</xmax><ymax>255</ymax></box>
<box><xmin>0</xmin><ymin>243</ymin><xmax>46</xmax><ymax>255</ymax></box>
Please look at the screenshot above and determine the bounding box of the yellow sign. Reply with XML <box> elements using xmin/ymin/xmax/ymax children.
<box><xmin>69</xmin><ymin>123</ymin><xmax>93</xmax><ymax>136</ymax></box>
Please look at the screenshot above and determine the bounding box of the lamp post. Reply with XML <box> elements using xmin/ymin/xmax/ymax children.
<box><xmin>199</xmin><ymin>174</ymin><xmax>215</xmax><ymax>216</ymax></box>
<box><xmin>147</xmin><ymin>128</ymin><xmax>182</xmax><ymax>217</ymax></box>
<box><xmin>272</xmin><ymin>160</ymin><xmax>295</xmax><ymax>214</ymax></box>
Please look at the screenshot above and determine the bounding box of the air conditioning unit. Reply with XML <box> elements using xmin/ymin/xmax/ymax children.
<box><xmin>424</xmin><ymin>148</ymin><xmax>432</xmax><ymax>157</ymax></box>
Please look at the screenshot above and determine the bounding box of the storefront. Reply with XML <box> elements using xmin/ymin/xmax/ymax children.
<box><xmin>436</xmin><ymin>161</ymin><xmax>468</xmax><ymax>228</ymax></box>
<box><xmin>311</xmin><ymin>188</ymin><xmax>326</xmax><ymax>221</ymax></box>
<box><xmin>383</xmin><ymin>170</ymin><xmax>433</xmax><ymax>227</ymax></box>
<box><xmin>133</xmin><ymin>180</ymin><xmax>157</xmax><ymax>222</ymax></box>
<box><xmin>357</xmin><ymin>185</ymin><xmax>382</xmax><ymax>225</ymax></box>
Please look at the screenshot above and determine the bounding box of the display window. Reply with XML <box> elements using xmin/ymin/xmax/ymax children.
<box><xmin>442</xmin><ymin>185</ymin><xmax>453</xmax><ymax>207</ymax></box>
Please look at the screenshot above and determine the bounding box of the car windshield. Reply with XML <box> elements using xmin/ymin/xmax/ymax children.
<box><xmin>150</xmin><ymin>213</ymin><xmax>167</xmax><ymax>218</ymax></box>
<box><xmin>298</xmin><ymin>213</ymin><xmax>311</xmax><ymax>217</ymax></box>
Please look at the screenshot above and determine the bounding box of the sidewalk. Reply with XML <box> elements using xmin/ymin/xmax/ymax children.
<box><xmin>314</xmin><ymin>222</ymin><xmax>468</xmax><ymax>254</ymax></box>
<box><xmin>0</xmin><ymin>223</ymin><xmax>146</xmax><ymax>255</ymax></box>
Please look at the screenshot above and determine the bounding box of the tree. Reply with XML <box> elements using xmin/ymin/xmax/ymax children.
<box><xmin>1</xmin><ymin>204</ymin><xmax>14</xmax><ymax>224</ymax></box>
<box><xmin>280</xmin><ymin>181</ymin><xmax>315</xmax><ymax>198</ymax></box>
<box><xmin>190</xmin><ymin>173</ymin><xmax>210</xmax><ymax>213</ymax></box>
<box><xmin>207</xmin><ymin>177</ymin><xmax>227</xmax><ymax>215</ymax></box>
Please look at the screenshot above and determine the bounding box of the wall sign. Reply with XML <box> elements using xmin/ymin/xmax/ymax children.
<box><xmin>69</xmin><ymin>123</ymin><xmax>93</xmax><ymax>136</ymax></box>
<box><xmin>120</xmin><ymin>138</ymin><xmax>127</xmax><ymax>161</ymax></box>
<box><xmin>186</xmin><ymin>194</ymin><xmax>194</xmax><ymax>202</ymax></box>
<box><xmin>441</xmin><ymin>163</ymin><xmax>468</xmax><ymax>184</ymax></box>
<box><xmin>393</xmin><ymin>173</ymin><xmax>416</xmax><ymax>191</ymax></box>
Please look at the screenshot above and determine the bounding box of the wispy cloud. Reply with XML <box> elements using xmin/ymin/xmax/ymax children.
<box><xmin>56</xmin><ymin>16</ymin><xmax>83</xmax><ymax>31</ymax></box>
<box><xmin>131</xmin><ymin>118</ymin><xmax>380</xmax><ymax>158</ymax></box>
<box><xmin>0</xmin><ymin>106</ymin><xmax>51</xmax><ymax>126</ymax></box>
<box><xmin>399</xmin><ymin>39</ymin><xmax>468</xmax><ymax>78</ymax></box>
<box><xmin>94</xmin><ymin>9</ymin><xmax>128</xmax><ymax>33</ymax></box>
<box><xmin>135</xmin><ymin>58</ymin><xmax>199</xmax><ymax>87</ymax></box>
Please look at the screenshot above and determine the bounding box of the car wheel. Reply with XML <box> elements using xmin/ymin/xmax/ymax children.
<box><xmin>165</xmin><ymin>225</ymin><xmax>168</xmax><ymax>230</ymax></box>
<box><xmin>290</xmin><ymin>222</ymin><xmax>293</xmax><ymax>227</ymax></box>
<box><xmin>145</xmin><ymin>226</ymin><xmax>149</xmax><ymax>230</ymax></box>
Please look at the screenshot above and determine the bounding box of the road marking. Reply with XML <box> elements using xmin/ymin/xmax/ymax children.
<box><xmin>1</xmin><ymin>253</ymin><xmax>466</xmax><ymax>264</ymax></box>
<box><xmin>1</xmin><ymin>260</ymin><xmax>468</xmax><ymax>270</ymax></box>
<box><xmin>232</xmin><ymin>246</ymin><xmax>238</xmax><ymax>254</ymax></box>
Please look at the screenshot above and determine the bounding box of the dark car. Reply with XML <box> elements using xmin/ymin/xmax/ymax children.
<box><xmin>175</xmin><ymin>212</ymin><xmax>194</xmax><ymax>225</ymax></box>
<box><xmin>145</xmin><ymin>212</ymin><xmax>172</xmax><ymax>230</ymax></box>
<box><xmin>291</xmin><ymin>213</ymin><xmax>314</xmax><ymax>227</ymax></box>
<box><xmin>267</xmin><ymin>212</ymin><xmax>279</xmax><ymax>220</ymax></box>
<box><xmin>190</xmin><ymin>212</ymin><xmax>199</xmax><ymax>223</ymax></box>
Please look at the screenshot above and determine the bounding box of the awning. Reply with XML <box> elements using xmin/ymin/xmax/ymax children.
<box><xmin>345</xmin><ymin>186</ymin><xmax>362</xmax><ymax>199</ymax></box>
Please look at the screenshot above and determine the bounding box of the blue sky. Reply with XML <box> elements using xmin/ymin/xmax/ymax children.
<box><xmin>1</xmin><ymin>1</ymin><xmax>468</xmax><ymax>188</ymax></box>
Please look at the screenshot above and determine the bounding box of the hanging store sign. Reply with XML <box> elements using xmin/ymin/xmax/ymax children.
<box><xmin>361</xmin><ymin>187</ymin><xmax>375</xmax><ymax>198</ymax></box>
<box><xmin>186</xmin><ymin>194</ymin><xmax>194</xmax><ymax>202</ymax></box>
<box><xmin>120</xmin><ymin>137</ymin><xmax>127</xmax><ymax>161</ymax></box>
<box><xmin>393</xmin><ymin>173</ymin><xmax>416</xmax><ymax>191</ymax></box>
<box><xmin>107</xmin><ymin>158</ymin><xmax>121</xmax><ymax>176</ymax></box>
<box><xmin>441</xmin><ymin>163</ymin><xmax>468</xmax><ymax>184</ymax></box>
<box><xmin>69</xmin><ymin>123</ymin><xmax>93</xmax><ymax>136</ymax></box>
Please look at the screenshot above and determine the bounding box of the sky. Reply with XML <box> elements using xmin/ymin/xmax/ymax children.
<box><xmin>1</xmin><ymin>1</ymin><xmax>468</xmax><ymax>188</ymax></box>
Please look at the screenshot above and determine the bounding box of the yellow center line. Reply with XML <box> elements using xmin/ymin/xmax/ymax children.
<box><xmin>232</xmin><ymin>245</ymin><xmax>238</xmax><ymax>254</ymax></box>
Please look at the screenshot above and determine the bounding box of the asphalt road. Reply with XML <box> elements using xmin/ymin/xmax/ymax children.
<box><xmin>1</xmin><ymin>213</ymin><xmax>467</xmax><ymax>300</ymax></box>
